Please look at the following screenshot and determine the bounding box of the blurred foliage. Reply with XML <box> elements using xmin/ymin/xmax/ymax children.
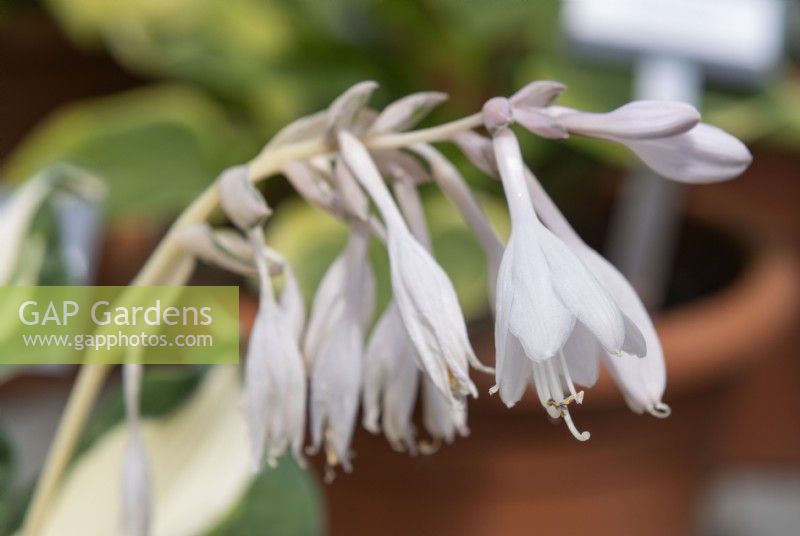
<box><xmin>77</xmin><ymin>365</ymin><xmax>206</xmax><ymax>456</ymax></box>
<box><xmin>205</xmin><ymin>456</ymin><xmax>322</xmax><ymax>536</ymax></box>
<box><xmin>4</xmin><ymin>86</ymin><xmax>254</xmax><ymax>217</ymax></box>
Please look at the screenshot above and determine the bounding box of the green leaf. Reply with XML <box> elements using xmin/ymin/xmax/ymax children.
<box><xmin>204</xmin><ymin>457</ymin><xmax>323</xmax><ymax>536</ymax></box>
<box><xmin>2</xmin><ymin>85</ymin><xmax>253</xmax><ymax>220</ymax></box>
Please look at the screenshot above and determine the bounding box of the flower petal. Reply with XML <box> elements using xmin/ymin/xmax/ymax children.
<box><xmin>422</xmin><ymin>376</ymin><xmax>468</xmax><ymax>443</ymax></box>
<box><xmin>283</xmin><ymin>161</ymin><xmax>339</xmax><ymax>211</ymax></box>
<box><xmin>555</xmin><ymin>101</ymin><xmax>699</xmax><ymax>140</ymax></box>
<box><xmin>624</xmin><ymin>123</ymin><xmax>753</xmax><ymax>183</ymax></box>
<box><xmin>365</xmin><ymin>304</ymin><xmax>420</xmax><ymax>452</ymax></box>
<box><xmin>494</xmin><ymin>333</ymin><xmax>532</xmax><ymax>408</ymax></box>
<box><xmin>536</xmin><ymin>226</ymin><xmax>627</xmax><ymax>355</ymax></box>
<box><xmin>309</xmin><ymin>318</ymin><xmax>362</xmax><ymax>472</ymax></box>
<box><xmin>514</xmin><ymin>108</ymin><xmax>569</xmax><ymax>140</ymax></box>
<box><xmin>504</xmin><ymin>233</ymin><xmax>576</xmax><ymax>361</ymax></box>
<box><xmin>561</xmin><ymin>323</ymin><xmax>600</xmax><ymax>388</ymax></box>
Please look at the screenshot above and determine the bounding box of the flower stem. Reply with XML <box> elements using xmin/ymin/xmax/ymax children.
<box><xmin>20</xmin><ymin>111</ymin><xmax>482</xmax><ymax>535</ymax></box>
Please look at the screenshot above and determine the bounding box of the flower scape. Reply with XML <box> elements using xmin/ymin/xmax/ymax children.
<box><xmin>123</xmin><ymin>80</ymin><xmax>751</xmax><ymax>532</ymax></box>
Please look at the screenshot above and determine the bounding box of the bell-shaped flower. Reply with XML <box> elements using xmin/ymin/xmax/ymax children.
<box><xmin>453</xmin><ymin>127</ymin><xmax>670</xmax><ymax>420</ymax></box>
<box><xmin>308</xmin><ymin>227</ymin><xmax>373</xmax><ymax>475</ymax></box>
<box><xmin>338</xmin><ymin>131</ymin><xmax>487</xmax><ymax>407</ymax></box>
<box><xmin>421</xmin><ymin>376</ymin><xmax>468</xmax><ymax>448</ymax></box>
<box><xmin>303</xmin><ymin>231</ymin><xmax>375</xmax><ymax>368</ymax></box>
<box><xmin>485</xmin><ymin>98</ymin><xmax>644</xmax><ymax>439</ymax></box>
<box><xmin>244</xmin><ymin>234</ymin><xmax>307</xmax><ymax>469</ymax></box>
<box><xmin>362</xmin><ymin>303</ymin><xmax>419</xmax><ymax>453</ymax></box>
<box><xmin>524</xmin><ymin>170</ymin><xmax>669</xmax><ymax>417</ymax></box>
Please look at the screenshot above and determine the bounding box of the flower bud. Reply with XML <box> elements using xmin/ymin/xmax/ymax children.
<box><xmin>217</xmin><ymin>166</ymin><xmax>271</xmax><ymax>231</ymax></box>
<box><xmin>482</xmin><ymin>97</ymin><xmax>514</xmax><ymax>134</ymax></box>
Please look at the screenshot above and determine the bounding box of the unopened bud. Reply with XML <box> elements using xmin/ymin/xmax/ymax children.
<box><xmin>217</xmin><ymin>166</ymin><xmax>271</xmax><ymax>230</ymax></box>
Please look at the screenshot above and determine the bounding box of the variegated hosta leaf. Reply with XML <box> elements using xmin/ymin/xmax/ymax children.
<box><xmin>0</xmin><ymin>164</ymin><xmax>105</xmax><ymax>285</ymax></box>
<box><xmin>38</xmin><ymin>367</ymin><xmax>254</xmax><ymax>536</ymax></box>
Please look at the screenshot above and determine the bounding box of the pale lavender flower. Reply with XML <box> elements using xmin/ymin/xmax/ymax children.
<box><xmin>303</xmin><ymin>231</ymin><xmax>375</xmax><ymax>368</ymax></box>
<box><xmin>409</xmin><ymin>143</ymin><xmax>504</xmax><ymax>305</ymax></box>
<box><xmin>524</xmin><ymin>172</ymin><xmax>668</xmax><ymax>417</ymax></box>
<box><xmin>504</xmin><ymin>81</ymin><xmax>752</xmax><ymax>183</ymax></box>
<box><xmin>244</xmin><ymin>230</ymin><xmax>307</xmax><ymax>469</ymax></box>
<box><xmin>362</xmin><ymin>303</ymin><xmax>419</xmax><ymax>453</ymax></box>
<box><xmin>308</xmin><ymin>228</ymin><xmax>373</xmax><ymax>475</ymax></box>
<box><xmin>456</xmin><ymin>125</ymin><xmax>670</xmax><ymax>423</ymax></box>
<box><xmin>338</xmin><ymin>131</ymin><xmax>487</xmax><ymax>408</ymax></box>
<box><xmin>485</xmin><ymin>97</ymin><xmax>644</xmax><ymax>440</ymax></box>
<box><xmin>421</xmin><ymin>377</ymin><xmax>468</xmax><ymax>447</ymax></box>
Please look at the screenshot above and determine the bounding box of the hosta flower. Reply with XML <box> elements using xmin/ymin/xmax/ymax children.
<box><xmin>362</xmin><ymin>303</ymin><xmax>419</xmax><ymax>453</ymax></box>
<box><xmin>524</xmin><ymin>173</ymin><xmax>669</xmax><ymax>416</ymax></box>
<box><xmin>244</xmin><ymin>237</ymin><xmax>307</xmax><ymax>469</ymax></box>
<box><xmin>308</xmin><ymin>228</ymin><xmax>373</xmax><ymax>474</ymax></box>
<box><xmin>484</xmin><ymin>97</ymin><xmax>645</xmax><ymax>440</ymax></box>
<box><xmin>455</xmin><ymin>126</ymin><xmax>676</xmax><ymax>423</ymax></box>
<box><xmin>504</xmin><ymin>80</ymin><xmax>752</xmax><ymax>184</ymax></box>
<box><xmin>338</xmin><ymin>131</ymin><xmax>487</xmax><ymax>407</ymax></box>
<box><xmin>410</xmin><ymin>143</ymin><xmax>504</xmax><ymax>304</ymax></box>
<box><xmin>421</xmin><ymin>376</ymin><xmax>469</xmax><ymax>447</ymax></box>
<box><xmin>215</xmin><ymin>167</ymin><xmax>307</xmax><ymax>468</ymax></box>
<box><xmin>303</xmin><ymin>204</ymin><xmax>376</xmax><ymax>369</ymax></box>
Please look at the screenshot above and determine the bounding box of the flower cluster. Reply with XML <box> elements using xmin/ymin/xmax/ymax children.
<box><xmin>177</xmin><ymin>80</ymin><xmax>750</xmax><ymax>474</ymax></box>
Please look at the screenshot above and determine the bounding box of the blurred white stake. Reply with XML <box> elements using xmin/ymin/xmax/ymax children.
<box><xmin>606</xmin><ymin>57</ymin><xmax>702</xmax><ymax>309</ymax></box>
<box><xmin>563</xmin><ymin>0</ymin><xmax>786</xmax><ymax>310</ymax></box>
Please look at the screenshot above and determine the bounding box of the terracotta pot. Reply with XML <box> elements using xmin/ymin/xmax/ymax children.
<box><xmin>319</xmin><ymin>208</ymin><xmax>800</xmax><ymax>536</ymax></box>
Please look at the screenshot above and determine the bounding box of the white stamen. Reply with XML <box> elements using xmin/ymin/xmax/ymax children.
<box><xmin>545</xmin><ymin>358</ymin><xmax>565</xmax><ymax>403</ymax></box>
<box><xmin>557</xmin><ymin>351</ymin><xmax>579</xmax><ymax>399</ymax></box>
<box><xmin>532</xmin><ymin>362</ymin><xmax>559</xmax><ymax>419</ymax></box>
